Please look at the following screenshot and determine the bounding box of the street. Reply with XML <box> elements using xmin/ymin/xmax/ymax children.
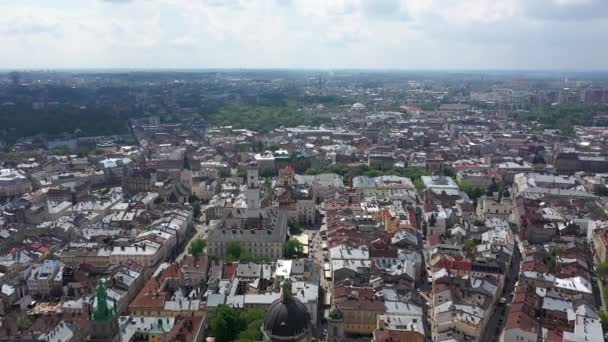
<box><xmin>480</xmin><ymin>242</ymin><xmax>521</xmax><ymax>342</ymax></box>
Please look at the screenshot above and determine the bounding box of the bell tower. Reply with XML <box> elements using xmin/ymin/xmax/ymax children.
<box><xmin>327</xmin><ymin>307</ymin><xmax>345</xmax><ymax>342</ymax></box>
<box><xmin>246</xmin><ymin>162</ymin><xmax>260</xmax><ymax>218</ymax></box>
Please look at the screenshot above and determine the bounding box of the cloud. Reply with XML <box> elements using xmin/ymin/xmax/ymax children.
<box><xmin>362</xmin><ymin>0</ymin><xmax>409</xmax><ymax>21</ymax></box>
<box><xmin>202</xmin><ymin>0</ymin><xmax>243</xmax><ymax>8</ymax></box>
<box><xmin>0</xmin><ymin>0</ymin><xmax>606</xmax><ymax>70</ymax></box>
<box><xmin>100</xmin><ymin>0</ymin><xmax>133</xmax><ymax>3</ymax></box>
<box><xmin>275</xmin><ymin>0</ymin><xmax>292</xmax><ymax>7</ymax></box>
<box><xmin>521</xmin><ymin>0</ymin><xmax>608</xmax><ymax>21</ymax></box>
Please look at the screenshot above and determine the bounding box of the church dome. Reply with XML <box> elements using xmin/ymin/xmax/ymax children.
<box><xmin>263</xmin><ymin>282</ymin><xmax>310</xmax><ymax>339</ymax></box>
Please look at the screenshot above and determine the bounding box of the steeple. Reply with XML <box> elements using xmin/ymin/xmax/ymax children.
<box><xmin>182</xmin><ymin>152</ymin><xmax>191</xmax><ymax>171</ymax></box>
<box><xmin>92</xmin><ymin>280</ymin><xmax>115</xmax><ymax>321</ymax></box>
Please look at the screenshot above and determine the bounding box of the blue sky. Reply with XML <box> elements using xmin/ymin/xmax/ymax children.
<box><xmin>1</xmin><ymin>0</ymin><xmax>608</xmax><ymax>70</ymax></box>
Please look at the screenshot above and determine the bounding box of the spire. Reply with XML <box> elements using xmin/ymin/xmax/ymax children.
<box><xmin>281</xmin><ymin>280</ymin><xmax>293</xmax><ymax>303</ymax></box>
<box><xmin>92</xmin><ymin>280</ymin><xmax>114</xmax><ymax>321</ymax></box>
<box><xmin>182</xmin><ymin>152</ymin><xmax>191</xmax><ymax>170</ymax></box>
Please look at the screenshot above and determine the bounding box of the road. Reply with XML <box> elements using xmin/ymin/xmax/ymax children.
<box><xmin>480</xmin><ymin>241</ymin><xmax>521</xmax><ymax>342</ymax></box>
<box><xmin>307</xmin><ymin>228</ymin><xmax>330</xmax><ymax>291</ymax></box>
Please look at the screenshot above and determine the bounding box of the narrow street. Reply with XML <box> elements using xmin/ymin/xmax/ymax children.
<box><xmin>480</xmin><ymin>242</ymin><xmax>521</xmax><ymax>342</ymax></box>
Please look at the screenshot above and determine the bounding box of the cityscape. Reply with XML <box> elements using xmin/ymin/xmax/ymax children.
<box><xmin>2</xmin><ymin>1</ymin><xmax>608</xmax><ymax>342</ymax></box>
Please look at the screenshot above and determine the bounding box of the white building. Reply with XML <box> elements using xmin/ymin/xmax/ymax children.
<box><xmin>0</xmin><ymin>168</ymin><xmax>32</xmax><ymax>198</ymax></box>
<box><xmin>110</xmin><ymin>240</ymin><xmax>162</xmax><ymax>269</ymax></box>
<box><xmin>27</xmin><ymin>259</ymin><xmax>64</xmax><ymax>297</ymax></box>
<box><xmin>254</xmin><ymin>151</ymin><xmax>275</xmax><ymax>174</ymax></box>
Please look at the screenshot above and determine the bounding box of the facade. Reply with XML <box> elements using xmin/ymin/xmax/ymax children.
<box><xmin>594</xmin><ymin>228</ymin><xmax>608</xmax><ymax>263</ymax></box>
<box><xmin>122</xmin><ymin>167</ymin><xmax>157</xmax><ymax>197</ymax></box>
<box><xmin>476</xmin><ymin>193</ymin><xmax>512</xmax><ymax>220</ymax></box>
<box><xmin>0</xmin><ymin>168</ymin><xmax>32</xmax><ymax>198</ymax></box>
<box><xmin>27</xmin><ymin>259</ymin><xmax>64</xmax><ymax>297</ymax></box>
<box><xmin>255</xmin><ymin>151</ymin><xmax>276</xmax><ymax>175</ymax></box>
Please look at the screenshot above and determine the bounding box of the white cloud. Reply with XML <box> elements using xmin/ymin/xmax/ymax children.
<box><xmin>0</xmin><ymin>0</ymin><xmax>605</xmax><ymax>70</ymax></box>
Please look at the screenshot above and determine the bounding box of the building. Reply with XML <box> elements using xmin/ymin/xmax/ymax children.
<box><xmin>27</xmin><ymin>259</ymin><xmax>64</xmax><ymax>297</ymax></box>
<box><xmin>333</xmin><ymin>286</ymin><xmax>384</xmax><ymax>335</ymax></box>
<box><xmin>353</xmin><ymin>175</ymin><xmax>415</xmax><ymax>198</ymax></box>
<box><xmin>255</xmin><ymin>151</ymin><xmax>276</xmax><ymax>175</ymax></box>
<box><xmin>476</xmin><ymin>191</ymin><xmax>512</xmax><ymax>220</ymax></box>
<box><xmin>121</xmin><ymin>167</ymin><xmax>157</xmax><ymax>197</ymax></box>
<box><xmin>262</xmin><ymin>281</ymin><xmax>312</xmax><ymax>342</ymax></box>
<box><xmin>118</xmin><ymin>315</ymin><xmax>205</xmax><ymax>342</ymax></box>
<box><xmin>0</xmin><ymin>168</ymin><xmax>32</xmax><ymax>199</ymax></box>
<box><xmin>207</xmin><ymin>165</ymin><xmax>288</xmax><ymax>260</ymax></box>
<box><xmin>594</xmin><ymin>228</ymin><xmax>608</xmax><ymax>263</ymax></box>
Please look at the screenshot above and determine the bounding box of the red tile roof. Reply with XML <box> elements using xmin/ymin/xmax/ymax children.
<box><xmin>222</xmin><ymin>262</ymin><xmax>237</xmax><ymax>279</ymax></box>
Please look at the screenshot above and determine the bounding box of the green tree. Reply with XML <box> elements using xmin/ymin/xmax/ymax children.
<box><xmin>188</xmin><ymin>238</ymin><xmax>206</xmax><ymax>257</ymax></box>
<box><xmin>236</xmin><ymin>308</ymin><xmax>265</xmax><ymax>341</ymax></box>
<box><xmin>545</xmin><ymin>248</ymin><xmax>559</xmax><ymax>274</ymax></box>
<box><xmin>211</xmin><ymin>305</ymin><xmax>265</xmax><ymax>342</ymax></box>
<box><xmin>285</xmin><ymin>239</ymin><xmax>304</xmax><ymax>259</ymax></box>
<box><xmin>226</xmin><ymin>241</ymin><xmax>244</xmax><ymax>261</ymax></box>
<box><xmin>597</xmin><ymin>262</ymin><xmax>608</xmax><ymax>281</ymax></box>
<box><xmin>459</xmin><ymin>180</ymin><xmax>485</xmax><ymax>201</ymax></box>
<box><xmin>17</xmin><ymin>316</ymin><xmax>33</xmax><ymax>332</ymax></box>
<box><xmin>599</xmin><ymin>311</ymin><xmax>608</xmax><ymax>331</ymax></box>
<box><xmin>192</xmin><ymin>201</ymin><xmax>202</xmax><ymax>220</ymax></box>
<box><xmin>289</xmin><ymin>221</ymin><xmax>302</xmax><ymax>236</ymax></box>
<box><xmin>414</xmin><ymin>178</ymin><xmax>425</xmax><ymax>193</ymax></box>
<box><xmin>463</xmin><ymin>239</ymin><xmax>478</xmax><ymax>256</ymax></box>
<box><xmin>212</xmin><ymin>305</ymin><xmax>241</xmax><ymax>342</ymax></box>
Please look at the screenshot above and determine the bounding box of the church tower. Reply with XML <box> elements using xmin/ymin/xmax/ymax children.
<box><xmin>326</xmin><ymin>307</ymin><xmax>345</xmax><ymax>342</ymax></box>
<box><xmin>180</xmin><ymin>152</ymin><xmax>193</xmax><ymax>191</ymax></box>
<box><xmin>246</xmin><ymin>162</ymin><xmax>261</xmax><ymax>218</ymax></box>
<box><xmin>90</xmin><ymin>280</ymin><xmax>118</xmax><ymax>342</ymax></box>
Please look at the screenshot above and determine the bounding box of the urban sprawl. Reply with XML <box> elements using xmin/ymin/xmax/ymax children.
<box><xmin>0</xmin><ymin>71</ymin><xmax>607</xmax><ymax>342</ymax></box>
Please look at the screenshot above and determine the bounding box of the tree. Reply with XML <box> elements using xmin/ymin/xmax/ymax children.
<box><xmin>597</xmin><ymin>262</ymin><xmax>608</xmax><ymax>281</ymax></box>
<box><xmin>211</xmin><ymin>305</ymin><xmax>265</xmax><ymax>342</ymax></box>
<box><xmin>414</xmin><ymin>178</ymin><xmax>425</xmax><ymax>193</ymax></box>
<box><xmin>441</xmin><ymin>167</ymin><xmax>456</xmax><ymax>178</ymax></box>
<box><xmin>463</xmin><ymin>239</ymin><xmax>478</xmax><ymax>255</ymax></box>
<box><xmin>188</xmin><ymin>238</ymin><xmax>206</xmax><ymax>257</ymax></box>
<box><xmin>236</xmin><ymin>308</ymin><xmax>265</xmax><ymax>341</ymax></box>
<box><xmin>289</xmin><ymin>221</ymin><xmax>302</xmax><ymax>236</ymax></box>
<box><xmin>17</xmin><ymin>316</ymin><xmax>33</xmax><ymax>332</ymax></box>
<box><xmin>226</xmin><ymin>241</ymin><xmax>244</xmax><ymax>261</ymax></box>
<box><xmin>212</xmin><ymin>305</ymin><xmax>241</xmax><ymax>342</ymax></box>
<box><xmin>545</xmin><ymin>248</ymin><xmax>559</xmax><ymax>274</ymax></box>
<box><xmin>285</xmin><ymin>239</ymin><xmax>304</xmax><ymax>259</ymax></box>
<box><xmin>486</xmin><ymin>178</ymin><xmax>500</xmax><ymax>196</ymax></box>
<box><xmin>459</xmin><ymin>180</ymin><xmax>485</xmax><ymax>201</ymax></box>
<box><xmin>596</xmin><ymin>185</ymin><xmax>608</xmax><ymax>197</ymax></box>
<box><xmin>192</xmin><ymin>201</ymin><xmax>202</xmax><ymax>220</ymax></box>
<box><xmin>599</xmin><ymin>311</ymin><xmax>608</xmax><ymax>331</ymax></box>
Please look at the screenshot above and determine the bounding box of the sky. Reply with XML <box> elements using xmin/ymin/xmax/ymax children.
<box><xmin>1</xmin><ymin>0</ymin><xmax>608</xmax><ymax>70</ymax></box>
